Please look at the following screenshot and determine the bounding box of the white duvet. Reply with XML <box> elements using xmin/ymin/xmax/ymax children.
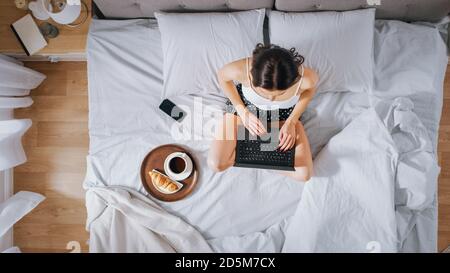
<box><xmin>85</xmin><ymin>18</ymin><xmax>448</xmax><ymax>252</ymax></box>
<box><xmin>86</xmin><ymin>98</ymin><xmax>439</xmax><ymax>252</ymax></box>
<box><xmin>283</xmin><ymin>98</ymin><xmax>439</xmax><ymax>252</ymax></box>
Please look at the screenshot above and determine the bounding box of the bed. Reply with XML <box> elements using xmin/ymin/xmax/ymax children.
<box><xmin>84</xmin><ymin>0</ymin><xmax>449</xmax><ymax>252</ymax></box>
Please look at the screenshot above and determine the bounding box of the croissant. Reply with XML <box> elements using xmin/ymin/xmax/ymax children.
<box><xmin>149</xmin><ymin>170</ymin><xmax>182</xmax><ymax>194</ymax></box>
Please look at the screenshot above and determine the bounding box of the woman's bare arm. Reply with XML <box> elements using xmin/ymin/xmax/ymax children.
<box><xmin>217</xmin><ymin>60</ymin><xmax>247</xmax><ymax>115</ymax></box>
<box><xmin>286</xmin><ymin>69</ymin><xmax>319</xmax><ymax>123</ymax></box>
<box><xmin>217</xmin><ymin>59</ymin><xmax>267</xmax><ymax>135</ymax></box>
<box><xmin>278</xmin><ymin>69</ymin><xmax>318</xmax><ymax>150</ymax></box>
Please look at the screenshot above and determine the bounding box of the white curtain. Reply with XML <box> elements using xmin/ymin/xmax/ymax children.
<box><xmin>0</xmin><ymin>55</ymin><xmax>45</xmax><ymax>97</ymax></box>
<box><xmin>0</xmin><ymin>54</ymin><xmax>45</xmax><ymax>170</ymax></box>
<box><xmin>0</xmin><ymin>54</ymin><xmax>46</xmax><ymax>252</ymax></box>
<box><xmin>0</xmin><ymin>191</ymin><xmax>45</xmax><ymax>238</ymax></box>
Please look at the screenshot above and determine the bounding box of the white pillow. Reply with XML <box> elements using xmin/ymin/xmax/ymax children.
<box><xmin>269</xmin><ymin>9</ymin><xmax>375</xmax><ymax>93</ymax></box>
<box><xmin>155</xmin><ymin>10</ymin><xmax>265</xmax><ymax>98</ymax></box>
<box><xmin>373</xmin><ymin>20</ymin><xmax>448</xmax><ymax>98</ymax></box>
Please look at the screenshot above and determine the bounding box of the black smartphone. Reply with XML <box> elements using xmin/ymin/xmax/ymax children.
<box><xmin>159</xmin><ymin>99</ymin><xmax>186</xmax><ymax>122</ymax></box>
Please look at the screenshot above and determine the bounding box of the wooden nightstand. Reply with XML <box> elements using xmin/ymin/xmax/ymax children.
<box><xmin>0</xmin><ymin>0</ymin><xmax>91</xmax><ymax>61</ymax></box>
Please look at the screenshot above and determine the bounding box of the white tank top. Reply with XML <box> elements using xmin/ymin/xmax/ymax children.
<box><xmin>242</xmin><ymin>58</ymin><xmax>304</xmax><ymax>111</ymax></box>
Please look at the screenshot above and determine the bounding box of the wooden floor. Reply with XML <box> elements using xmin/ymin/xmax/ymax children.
<box><xmin>12</xmin><ymin>61</ymin><xmax>450</xmax><ymax>252</ymax></box>
<box><xmin>14</xmin><ymin>62</ymin><xmax>89</xmax><ymax>253</ymax></box>
<box><xmin>438</xmin><ymin>63</ymin><xmax>450</xmax><ymax>252</ymax></box>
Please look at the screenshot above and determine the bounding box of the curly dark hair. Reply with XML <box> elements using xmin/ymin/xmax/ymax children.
<box><xmin>250</xmin><ymin>43</ymin><xmax>305</xmax><ymax>91</ymax></box>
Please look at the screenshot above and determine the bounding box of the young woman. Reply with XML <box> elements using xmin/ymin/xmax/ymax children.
<box><xmin>207</xmin><ymin>44</ymin><xmax>318</xmax><ymax>182</ymax></box>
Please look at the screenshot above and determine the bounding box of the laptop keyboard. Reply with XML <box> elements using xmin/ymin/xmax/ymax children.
<box><xmin>235</xmin><ymin>134</ymin><xmax>295</xmax><ymax>171</ymax></box>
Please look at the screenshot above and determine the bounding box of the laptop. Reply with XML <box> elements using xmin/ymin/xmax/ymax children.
<box><xmin>234</xmin><ymin>126</ymin><xmax>295</xmax><ymax>171</ymax></box>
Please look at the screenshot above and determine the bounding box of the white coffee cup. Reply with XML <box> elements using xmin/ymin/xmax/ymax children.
<box><xmin>164</xmin><ymin>152</ymin><xmax>193</xmax><ymax>181</ymax></box>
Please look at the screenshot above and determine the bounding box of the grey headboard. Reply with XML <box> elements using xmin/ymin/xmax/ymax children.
<box><xmin>276</xmin><ymin>0</ymin><xmax>450</xmax><ymax>22</ymax></box>
<box><xmin>93</xmin><ymin>0</ymin><xmax>274</xmax><ymax>19</ymax></box>
<box><xmin>93</xmin><ymin>0</ymin><xmax>450</xmax><ymax>22</ymax></box>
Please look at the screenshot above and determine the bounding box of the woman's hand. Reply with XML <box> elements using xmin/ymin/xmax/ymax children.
<box><xmin>278</xmin><ymin>119</ymin><xmax>297</xmax><ymax>151</ymax></box>
<box><xmin>237</xmin><ymin>107</ymin><xmax>267</xmax><ymax>136</ymax></box>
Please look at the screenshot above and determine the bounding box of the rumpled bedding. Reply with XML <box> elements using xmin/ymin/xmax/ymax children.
<box><xmin>283</xmin><ymin>98</ymin><xmax>439</xmax><ymax>252</ymax></box>
<box><xmin>85</xmin><ymin>98</ymin><xmax>439</xmax><ymax>252</ymax></box>
<box><xmin>84</xmin><ymin>18</ymin><xmax>448</xmax><ymax>252</ymax></box>
<box><xmin>86</xmin><ymin>187</ymin><xmax>212</xmax><ymax>253</ymax></box>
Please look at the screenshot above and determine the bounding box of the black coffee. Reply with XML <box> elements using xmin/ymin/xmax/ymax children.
<box><xmin>169</xmin><ymin>157</ymin><xmax>186</xmax><ymax>174</ymax></box>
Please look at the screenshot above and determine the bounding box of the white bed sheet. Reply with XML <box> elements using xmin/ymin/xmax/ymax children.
<box><xmin>86</xmin><ymin>18</ymin><xmax>370</xmax><ymax>240</ymax></box>
<box><xmin>371</xmin><ymin>20</ymin><xmax>448</xmax><ymax>252</ymax></box>
<box><xmin>85</xmin><ymin>18</ymin><xmax>447</xmax><ymax>251</ymax></box>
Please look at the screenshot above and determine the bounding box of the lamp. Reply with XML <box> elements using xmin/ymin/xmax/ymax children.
<box><xmin>28</xmin><ymin>0</ymin><xmax>87</xmax><ymax>26</ymax></box>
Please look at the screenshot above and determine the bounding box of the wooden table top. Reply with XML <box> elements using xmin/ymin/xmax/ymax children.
<box><xmin>0</xmin><ymin>0</ymin><xmax>91</xmax><ymax>55</ymax></box>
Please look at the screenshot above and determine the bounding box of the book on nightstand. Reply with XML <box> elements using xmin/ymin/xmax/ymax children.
<box><xmin>10</xmin><ymin>14</ymin><xmax>47</xmax><ymax>56</ymax></box>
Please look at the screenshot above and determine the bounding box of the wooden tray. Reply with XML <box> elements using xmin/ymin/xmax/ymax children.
<box><xmin>140</xmin><ymin>144</ymin><xmax>198</xmax><ymax>202</ymax></box>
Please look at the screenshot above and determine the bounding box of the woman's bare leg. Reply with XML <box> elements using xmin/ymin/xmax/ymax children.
<box><xmin>279</xmin><ymin>120</ymin><xmax>313</xmax><ymax>182</ymax></box>
<box><xmin>208</xmin><ymin>115</ymin><xmax>312</xmax><ymax>179</ymax></box>
<box><xmin>207</xmin><ymin>113</ymin><xmax>241</xmax><ymax>172</ymax></box>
